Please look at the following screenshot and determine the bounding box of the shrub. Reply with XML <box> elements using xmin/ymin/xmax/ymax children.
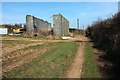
<box><xmin>86</xmin><ymin>12</ymin><xmax>120</xmax><ymax>66</ymax></box>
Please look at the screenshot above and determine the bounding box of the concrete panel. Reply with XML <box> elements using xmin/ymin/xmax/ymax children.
<box><xmin>53</xmin><ymin>14</ymin><xmax>62</xmax><ymax>36</ymax></box>
<box><xmin>26</xmin><ymin>15</ymin><xmax>34</xmax><ymax>35</ymax></box>
<box><xmin>53</xmin><ymin>14</ymin><xmax>69</xmax><ymax>36</ymax></box>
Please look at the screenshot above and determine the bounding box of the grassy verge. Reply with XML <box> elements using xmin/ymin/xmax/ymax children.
<box><xmin>2</xmin><ymin>40</ymin><xmax>36</xmax><ymax>45</ymax></box>
<box><xmin>82</xmin><ymin>42</ymin><xmax>100</xmax><ymax>78</ymax></box>
<box><xmin>1</xmin><ymin>35</ymin><xmax>62</xmax><ymax>40</ymax></box>
<box><xmin>1</xmin><ymin>34</ymin><xmax>47</xmax><ymax>39</ymax></box>
<box><xmin>4</xmin><ymin>42</ymin><xmax>78</xmax><ymax>78</ymax></box>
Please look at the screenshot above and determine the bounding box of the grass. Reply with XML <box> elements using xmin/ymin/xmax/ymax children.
<box><xmin>2</xmin><ymin>40</ymin><xmax>36</xmax><ymax>45</ymax></box>
<box><xmin>1</xmin><ymin>34</ymin><xmax>48</xmax><ymax>39</ymax></box>
<box><xmin>1</xmin><ymin>34</ymin><xmax>63</xmax><ymax>40</ymax></box>
<box><xmin>4</xmin><ymin>42</ymin><xmax>78</xmax><ymax>78</ymax></box>
<box><xmin>1</xmin><ymin>35</ymin><xmax>23</xmax><ymax>37</ymax></box>
<box><xmin>82</xmin><ymin>42</ymin><xmax>100</xmax><ymax>78</ymax></box>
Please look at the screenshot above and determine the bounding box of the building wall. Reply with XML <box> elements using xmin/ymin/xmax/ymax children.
<box><xmin>0</xmin><ymin>28</ymin><xmax>8</xmax><ymax>34</ymax></box>
<box><xmin>53</xmin><ymin>14</ymin><xmax>69</xmax><ymax>36</ymax></box>
<box><xmin>26</xmin><ymin>15</ymin><xmax>51</xmax><ymax>35</ymax></box>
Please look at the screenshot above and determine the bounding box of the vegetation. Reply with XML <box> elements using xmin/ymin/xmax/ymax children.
<box><xmin>86</xmin><ymin>12</ymin><xmax>120</xmax><ymax>77</ymax></box>
<box><xmin>2</xmin><ymin>40</ymin><xmax>36</xmax><ymax>45</ymax></box>
<box><xmin>4</xmin><ymin>42</ymin><xmax>78</xmax><ymax>78</ymax></box>
<box><xmin>69</xmin><ymin>28</ymin><xmax>84</xmax><ymax>35</ymax></box>
<box><xmin>86</xmin><ymin>13</ymin><xmax>120</xmax><ymax>63</ymax></box>
<box><xmin>86</xmin><ymin>12</ymin><xmax>120</xmax><ymax>56</ymax></box>
<box><xmin>1</xmin><ymin>34</ymin><xmax>46</xmax><ymax>38</ymax></box>
<box><xmin>82</xmin><ymin>42</ymin><xmax>100</xmax><ymax>78</ymax></box>
<box><xmin>1</xmin><ymin>34</ymin><xmax>62</xmax><ymax>40</ymax></box>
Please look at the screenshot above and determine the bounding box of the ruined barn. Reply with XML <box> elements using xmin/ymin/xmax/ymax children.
<box><xmin>53</xmin><ymin>14</ymin><xmax>69</xmax><ymax>36</ymax></box>
<box><xmin>26</xmin><ymin>15</ymin><xmax>51</xmax><ymax>36</ymax></box>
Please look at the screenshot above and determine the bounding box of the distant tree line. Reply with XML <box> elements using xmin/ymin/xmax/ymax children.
<box><xmin>86</xmin><ymin>12</ymin><xmax>120</xmax><ymax>67</ymax></box>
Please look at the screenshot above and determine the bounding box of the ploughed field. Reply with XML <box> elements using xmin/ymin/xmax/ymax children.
<box><xmin>2</xmin><ymin>37</ymin><xmax>78</xmax><ymax>78</ymax></box>
<box><xmin>1</xmin><ymin>35</ymin><xmax>101</xmax><ymax>78</ymax></box>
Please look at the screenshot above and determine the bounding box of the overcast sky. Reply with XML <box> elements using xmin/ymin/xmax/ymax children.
<box><xmin>1</xmin><ymin>2</ymin><xmax>118</xmax><ymax>29</ymax></box>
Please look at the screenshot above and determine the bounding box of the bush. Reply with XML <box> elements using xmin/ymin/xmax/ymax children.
<box><xmin>86</xmin><ymin>12</ymin><xmax>120</xmax><ymax>66</ymax></box>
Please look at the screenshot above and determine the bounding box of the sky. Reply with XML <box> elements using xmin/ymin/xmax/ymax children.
<box><xmin>1</xmin><ymin>0</ymin><xmax>120</xmax><ymax>2</ymax></box>
<box><xmin>1</xmin><ymin>2</ymin><xmax>118</xmax><ymax>29</ymax></box>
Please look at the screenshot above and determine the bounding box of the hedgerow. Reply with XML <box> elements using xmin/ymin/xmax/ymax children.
<box><xmin>86</xmin><ymin>12</ymin><xmax>120</xmax><ymax>66</ymax></box>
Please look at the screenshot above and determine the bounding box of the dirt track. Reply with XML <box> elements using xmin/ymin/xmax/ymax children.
<box><xmin>65</xmin><ymin>42</ymin><xmax>84</xmax><ymax>78</ymax></box>
<box><xmin>65</xmin><ymin>35</ymin><xmax>88</xmax><ymax>78</ymax></box>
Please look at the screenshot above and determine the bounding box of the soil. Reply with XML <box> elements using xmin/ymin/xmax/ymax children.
<box><xmin>2</xmin><ymin>43</ymin><xmax>43</xmax><ymax>56</ymax></box>
<box><xmin>2</xmin><ymin>45</ymin><xmax>49</xmax><ymax>72</ymax></box>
